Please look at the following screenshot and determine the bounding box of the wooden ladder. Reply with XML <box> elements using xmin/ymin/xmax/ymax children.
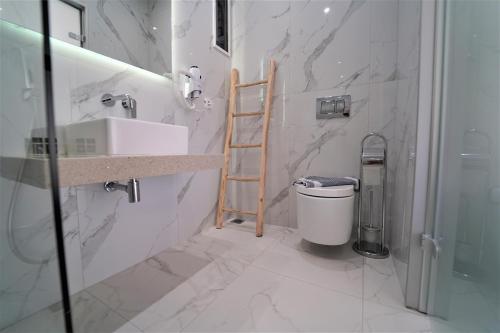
<box><xmin>216</xmin><ymin>59</ymin><xmax>277</xmax><ymax>237</ymax></box>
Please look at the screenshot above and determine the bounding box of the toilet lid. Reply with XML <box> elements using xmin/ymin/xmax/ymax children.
<box><xmin>295</xmin><ymin>184</ymin><xmax>354</xmax><ymax>198</ymax></box>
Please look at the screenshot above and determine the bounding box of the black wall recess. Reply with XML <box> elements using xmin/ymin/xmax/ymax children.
<box><xmin>215</xmin><ymin>0</ymin><xmax>229</xmax><ymax>53</ymax></box>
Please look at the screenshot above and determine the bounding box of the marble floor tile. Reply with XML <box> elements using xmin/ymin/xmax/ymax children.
<box><xmin>252</xmin><ymin>229</ymin><xmax>364</xmax><ymax>298</ymax></box>
<box><xmin>172</xmin><ymin>221</ymin><xmax>282</xmax><ymax>268</ymax></box>
<box><xmin>204</xmin><ymin>220</ymin><xmax>286</xmax><ymax>248</ymax></box>
<box><xmin>128</xmin><ymin>254</ymin><xmax>249</xmax><ymax>333</ymax></box>
<box><xmin>145</xmin><ymin>249</ymin><xmax>211</xmax><ymax>280</ymax></box>
<box><xmin>6</xmin><ymin>224</ymin><xmax>439</xmax><ymax>333</ymax></box>
<box><xmin>171</xmin><ymin>232</ymin><xmax>236</xmax><ymax>262</ymax></box>
<box><xmin>85</xmin><ymin>262</ymin><xmax>184</xmax><ymax>322</ymax></box>
<box><xmin>86</xmin><ymin>249</ymin><xmax>211</xmax><ymax>322</ymax></box>
<box><xmin>69</xmin><ymin>291</ymin><xmax>138</xmax><ymax>333</ymax></box>
<box><xmin>363</xmin><ymin>300</ymin><xmax>431</xmax><ymax>333</ymax></box>
<box><xmin>363</xmin><ymin>256</ymin><xmax>406</xmax><ymax>308</ymax></box>
<box><xmin>1</xmin><ymin>291</ymin><xmax>133</xmax><ymax>333</ymax></box>
<box><xmin>201</xmin><ymin>221</ymin><xmax>288</xmax><ymax>264</ymax></box>
<box><xmin>183</xmin><ymin>265</ymin><xmax>363</xmax><ymax>332</ymax></box>
<box><xmin>0</xmin><ymin>305</ymin><xmax>66</xmax><ymax>333</ymax></box>
<box><xmin>124</xmin><ymin>224</ymin><xmax>283</xmax><ymax>333</ymax></box>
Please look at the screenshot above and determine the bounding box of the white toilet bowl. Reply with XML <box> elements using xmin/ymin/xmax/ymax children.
<box><xmin>295</xmin><ymin>184</ymin><xmax>355</xmax><ymax>245</ymax></box>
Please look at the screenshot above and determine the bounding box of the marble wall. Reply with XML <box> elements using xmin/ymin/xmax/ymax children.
<box><xmin>1</xmin><ymin>0</ymin><xmax>172</xmax><ymax>75</ymax></box>
<box><xmin>83</xmin><ymin>0</ymin><xmax>172</xmax><ymax>75</ymax></box>
<box><xmin>389</xmin><ymin>0</ymin><xmax>421</xmax><ymax>293</ymax></box>
<box><xmin>230</xmin><ymin>0</ymin><xmax>403</xmax><ymax>231</ymax></box>
<box><xmin>0</xmin><ymin>0</ymin><xmax>229</xmax><ymax>329</ymax></box>
<box><xmin>1</xmin><ymin>13</ymin><xmax>69</xmax><ymax>330</ymax></box>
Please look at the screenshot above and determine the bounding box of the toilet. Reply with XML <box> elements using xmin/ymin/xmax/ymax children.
<box><xmin>295</xmin><ymin>184</ymin><xmax>355</xmax><ymax>245</ymax></box>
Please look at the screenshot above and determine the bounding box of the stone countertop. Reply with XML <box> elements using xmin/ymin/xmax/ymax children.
<box><xmin>0</xmin><ymin>154</ymin><xmax>224</xmax><ymax>189</ymax></box>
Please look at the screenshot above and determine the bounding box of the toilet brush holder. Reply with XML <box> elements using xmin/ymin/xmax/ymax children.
<box><xmin>353</xmin><ymin>133</ymin><xmax>390</xmax><ymax>259</ymax></box>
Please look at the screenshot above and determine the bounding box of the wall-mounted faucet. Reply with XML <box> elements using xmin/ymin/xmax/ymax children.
<box><xmin>104</xmin><ymin>179</ymin><xmax>140</xmax><ymax>203</ymax></box>
<box><xmin>101</xmin><ymin>93</ymin><xmax>137</xmax><ymax>118</ymax></box>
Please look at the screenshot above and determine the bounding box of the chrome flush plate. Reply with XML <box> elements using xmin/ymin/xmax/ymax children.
<box><xmin>316</xmin><ymin>95</ymin><xmax>351</xmax><ymax>119</ymax></box>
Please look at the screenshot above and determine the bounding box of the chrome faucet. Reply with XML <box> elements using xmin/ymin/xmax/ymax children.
<box><xmin>104</xmin><ymin>179</ymin><xmax>140</xmax><ymax>203</ymax></box>
<box><xmin>101</xmin><ymin>93</ymin><xmax>137</xmax><ymax>118</ymax></box>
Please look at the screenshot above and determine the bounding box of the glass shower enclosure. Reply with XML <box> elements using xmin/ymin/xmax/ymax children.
<box><xmin>407</xmin><ymin>0</ymin><xmax>500</xmax><ymax>331</ymax></box>
<box><xmin>0</xmin><ymin>1</ymin><xmax>72</xmax><ymax>332</ymax></box>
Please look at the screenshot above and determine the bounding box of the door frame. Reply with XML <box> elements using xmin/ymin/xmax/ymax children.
<box><xmin>407</xmin><ymin>0</ymin><xmax>458</xmax><ymax>316</ymax></box>
<box><xmin>422</xmin><ymin>0</ymin><xmax>449</xmax><ymax>315</ymax></box>
<box><xmin>405</xmin><ymin>0</ymin><xmax>442</xmax><ymax>313</ymax></box>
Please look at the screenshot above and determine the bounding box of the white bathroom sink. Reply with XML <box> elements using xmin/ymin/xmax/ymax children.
<box><xmin>64</xmin><ymin>117</ymin><xmax>188</xmax><ymax>156</ymax></box>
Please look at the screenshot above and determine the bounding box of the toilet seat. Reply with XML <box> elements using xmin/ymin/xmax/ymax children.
<box><xmin>295</xmin><ymin>184</ymin><xmax>354</xmax><ymax>198</ymax></box>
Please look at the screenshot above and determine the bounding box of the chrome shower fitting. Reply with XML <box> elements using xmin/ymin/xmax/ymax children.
<box><xmin>101</xmin><ymin>93</ymin><xmax>137</xmax><ymax>118</ymax></box>
<box><xmin>104</xmin><ymin>179</ymin><xmax>140</xmax><ymax>203</ymax></box>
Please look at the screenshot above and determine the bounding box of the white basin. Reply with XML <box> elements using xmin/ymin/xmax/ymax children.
<box><xmin>64</xmin><ymin>117</ymin><xmax>188</xmax><ymax>156</ymax></box>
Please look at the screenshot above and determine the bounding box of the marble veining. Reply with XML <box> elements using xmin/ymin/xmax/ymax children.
<box><xmin>5</xmin><ymin>222</ymin><xmax>435</xmax><ymax>333</ymax></box>
<box><xmin>335</xmin><ymin>65</ymin><xmax>370</xmax><ymax>89</ymax></box>
<box><xmin>302</xmin><ymin>0</ymin><xmax>367</xmax><ymax>92</ymax></box>
<box><xmin>74</xmin><ymin>0</ymin><xmax>172</xmax><ymax>75</ymax></box>
<box><xmin>96</xmin><ymin>0</ymin><xmax>141</xmax><ymax>68</ymax></box>
<box><xmin>0</xmin><ymin>184</ymin><xmax>83</xmax><ymax>329</ymax></box>
<box><xmin>173</xmin><ymin>0</ymin><xmax>202</xmax><ymax>40</ymax></box>
<box><xmin>70</xmin><ymin>70</ymin><xmax>132</xmax><ymax>107</ymax></box>
<box><xmin>230</xmin><ymin>0</ymin><xmax>404</xmax><ymax>230</ymax></box>
<box><xmin>388</xmin><ymin>0</ymin><xmax>422</xmax><ymax>293</ymax></box>
<box><xmin>80</xmin><ymin>196</ymin><xmax>122</xmax><ymax>269</ymax></box>
<box><xmin>128</xmin><ymin>223</ymin><xmax>431</xmax><ymax>332</ymax></box>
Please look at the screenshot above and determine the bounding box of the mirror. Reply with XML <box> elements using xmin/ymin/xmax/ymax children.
<box><xmin>49</xmin><ymin>0</ymin><xmax>172</xmax><ymax>76</ymax></box>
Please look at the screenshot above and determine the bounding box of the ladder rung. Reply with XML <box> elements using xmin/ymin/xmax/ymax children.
<box><xmin>223</xmin><ymin>208</ymin><xmax>258</xmax><ymax>216</ymax></box>
<box><xmin>236</xmin><ymin>80</ymin><xmax>268</xmax><ymax>88</ymax></box>
<box><xmin>232</xmin><ymin>112</ymin><xmax>265</xmax><ymax>117</ymax></box>
<box><xmin>227</xmin><ymin>176</ymin><xmax>260</xmax><ymax>182</ymax></box>
<box><xmin>229</xmin><ymin>143</ymin><xmax>262</xmax><ymax>148</ymax></box>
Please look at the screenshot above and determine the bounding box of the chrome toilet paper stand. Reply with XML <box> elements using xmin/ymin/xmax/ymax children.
<box><xmin>353</xmin><ymin>133</ymin><xmax>390</xmax><ymax>259</ymax></box>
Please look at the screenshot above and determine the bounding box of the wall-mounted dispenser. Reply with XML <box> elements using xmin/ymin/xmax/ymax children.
<box><xmin>181</xmin><ymin>66</ymin><xmax>202</xmax><ymax>100</ymax></box>
<box><xmin>175</xmin><ymin>66</ymin><xmax>203</xmax><ymax>110</ymax></box>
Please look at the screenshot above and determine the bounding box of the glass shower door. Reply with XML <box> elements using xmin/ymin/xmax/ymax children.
<box><xmin>0</xmin><ymin>1</ymin><xmax>71</xmax><ymax>332</ymax></box>
<box><xmin>428</xmin><ymin>0</ymin><xmax>500</xmax><ymax>331</ymax></box>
